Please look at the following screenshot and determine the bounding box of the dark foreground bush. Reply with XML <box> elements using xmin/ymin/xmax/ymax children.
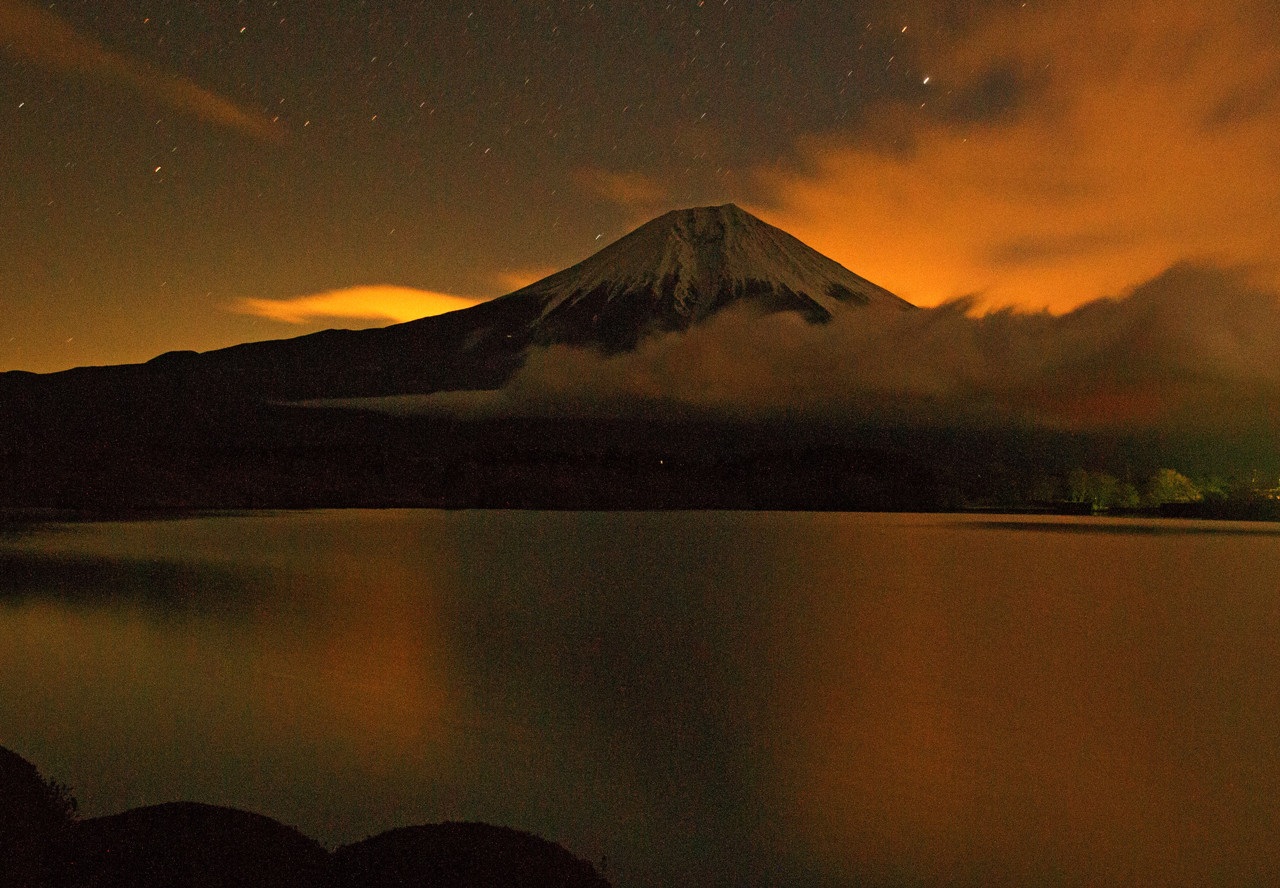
<box><xmin>2</xmin><ymin>747</ymin><xmax>612</xmax><ymax>888</ymax></box>
<box><xmin>60</xmin><ymin>803</ymin><xmax>331</xmax><ymax>888</ymax></box>
<box><xmin>0</xmin><ymin>745</ymin><xmax>76</xmax><ymax>888</ymax></box>
<box><xmin>333</xmin><ymin>822</ymin><xmax>612</xmax><ymax>888</ymax></box>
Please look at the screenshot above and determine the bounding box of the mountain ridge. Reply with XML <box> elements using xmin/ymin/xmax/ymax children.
<box><xmin>1</xmin><ymin>204</ymin><xmax>909</xmax><ymax>401</ymax></box>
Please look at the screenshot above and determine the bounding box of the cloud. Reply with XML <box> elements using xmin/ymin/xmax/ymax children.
<box><xmin>231</xmin><ymin>286</ymin><xmax>485</xmax><ymax>324</ymax></box>
<box><xmin>573</xmin><ymin>168</ymin><xmax>669</xmax><ymax>211</ymax></box>
<box><xmin>0</xmin><ymin>0</ymin><xmax>280</xmax><ymax>141</ymax></box>
<box><xmin>311</xmin><ymin>265</ymin><xmax>1280</xmax><ymax>435</ymax></box>
<box><xmin>749</xmin><ymin>0</ymin><xmax>1280</xmax><ymax>313</ymax></box>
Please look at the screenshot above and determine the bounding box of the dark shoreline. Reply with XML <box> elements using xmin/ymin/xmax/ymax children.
<box><xmin>5</xmin><ymin>500</ymin><xmax>1279</xmax><ymax>529</ymax></box>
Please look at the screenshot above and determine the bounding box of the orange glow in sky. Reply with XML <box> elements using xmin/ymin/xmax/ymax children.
<box><xmin>2</xmin><ymin>0</ymin><xmax>1279</xmax><ymax>372</ymax></box>
<box><xmin>753</xmin><ymin>0</ymin><xmax>1280</xmax><ymax>312</ymax></box>
<box><xmin>232</xmin><ymin>286</ymin><xmax>485</xmax><ymax>325</ymax></box>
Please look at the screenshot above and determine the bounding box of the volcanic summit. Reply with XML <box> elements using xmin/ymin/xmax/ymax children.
<box><xmin>504</xmin><ymin>203</ymin><xmax>913</xmax><ymax>351</ymax></box>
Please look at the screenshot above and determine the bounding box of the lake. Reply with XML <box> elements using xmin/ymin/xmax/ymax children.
<box><xmin>2</xmin><ymin>510</ymin><xmax>1279</xmax><ymax>887</ymax></box>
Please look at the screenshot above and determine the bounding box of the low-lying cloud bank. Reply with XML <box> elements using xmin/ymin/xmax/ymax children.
<box><xmin>314</xmin><ymin>264</ymin><xmax>1280</xmax><ymax>433</ymax></box>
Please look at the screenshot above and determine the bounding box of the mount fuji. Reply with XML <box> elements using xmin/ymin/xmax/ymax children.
<box><xmin>502</xmin><ymin>202</ymin><xmax>912</xmax><ymax>350</ymax></box>
<box><xmin>13</xmin><ymin>204</ymin><xmax>1263</xmax><ymax>512</ymax></box>
<box><xmin>0</xmin><ymin>203</ymin><xmax>935</xmax><ymax>508</ymax></box>
<box><xmin>113</xmin><ymin>203</ymin><xmax>912</xmax><ymax>402</ymax></box>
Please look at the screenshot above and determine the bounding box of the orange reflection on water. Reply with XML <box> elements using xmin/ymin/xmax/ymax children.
<box><xmin>303</xmin><ymin>546</ymin><xmax>456</xmax><ymax>756</ymax></box>
<box><xmin>0</xmin><ymin>514</ymin><xmax>460</xmax><ymax>793</ymax></box>
<box><xmin>781</xmin><ymin>516</ymin><xmax>1280</xmax><ymax>885</ymax></box>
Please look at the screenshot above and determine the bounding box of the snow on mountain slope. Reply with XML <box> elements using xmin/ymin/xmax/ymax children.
<box><xmin>496</xmin><ymin>203</ymin><xmax>913</xmax><ymax>350</ymax></box>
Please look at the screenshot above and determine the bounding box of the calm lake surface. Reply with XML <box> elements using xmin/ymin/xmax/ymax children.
<box><xmin>2</xmin><ymin>511</ymin><xmax>1279</xmax><ymax>887</ymax></box>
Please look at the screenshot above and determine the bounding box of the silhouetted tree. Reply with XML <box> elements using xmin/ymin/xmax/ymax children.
<box><xmin>1144</xmin><ymin>468</ymin><xmax>1201</xmax><ymax>506</ymax></box>
<box><xmin>1114</xmin><ymin>481</ymin><xmax>1141</xmax><ymax>509</ymax></box>
<box><xmin>1195</xmin><ymin>474</ymin><xmax>1229</xmax><ymax>501</ymax></box>
<box><xmin>1029</xmin><ymin>473</ymin><xmax>1065</xmax><ymax>504</ymax></box>
<box><xmin>1</xmin><ymin>746</ymin><xmax>77</xmax><ymax>888</ymax></box>
<box><xmin>1067</xmin><ymin>468</ymin><xmax>1091</xmax><ymax>505</ymax></box>
<box><xmin>1067</xmin><ymin>469</ymin><xmax>1125</xmax><ymax>510</ymax></box>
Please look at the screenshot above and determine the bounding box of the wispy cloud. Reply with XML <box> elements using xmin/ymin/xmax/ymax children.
<box><xmin>0</xmin><ymin>0</ymin><xmax>280</xmax><ymax>141</ymax></box>
<box><xmin>574</xmin><ymin>168</ymin><xmax>669</xmax><ymax>212</ymax></box>
<box><xmin>231</xmin><ymin>286</ymin><xmax>485</xmax><ymax>324</ymax></box>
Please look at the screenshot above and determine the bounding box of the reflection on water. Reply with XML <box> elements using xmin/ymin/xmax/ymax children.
<box><xmin>2</xmin><ymin>511</ymin><xmax>1279</xmax><ymax>887</ymax></box>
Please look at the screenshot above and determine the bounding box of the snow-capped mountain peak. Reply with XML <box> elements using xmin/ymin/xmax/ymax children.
<box><xmin>499</xmin><ymin>203</ymin><xmax>912</xmax><ymax>350</ymax></box>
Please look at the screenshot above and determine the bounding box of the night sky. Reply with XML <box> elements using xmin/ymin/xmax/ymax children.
<box><xmin>3</xmin><ymin>0</ymin><xmax>1278</xmax><ymax>373</ymax></box>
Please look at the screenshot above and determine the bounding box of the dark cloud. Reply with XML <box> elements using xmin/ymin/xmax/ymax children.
<box><xmin>987</xmin><ymin>231</ymin><xmax>1126</xmax><ymax>268</ymax></box>
<box><xmin>936</xmin><ymin>61</ymin><xmax>1037</xmax><ymax>125</ymax></box>
<box><xmin>1202</xmin><ymin>70</ymin><xmax>1280</xmax><ymax>131</ymax></box>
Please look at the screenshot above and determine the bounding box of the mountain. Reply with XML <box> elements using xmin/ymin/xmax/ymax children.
<box><xmin>0</xmin><ymin>203</ymin><xmax>935</xmax><ymax>509</ymax></box>
<box><xmin>9</xmin><ymin>205</ymin><xmax>1266</xmax><ymax>512</ymax></box>
<box><xmin>12</xmin><ymin>204</ymin><xmax>908</xmax><ymax>403</ymax></box>
<box><xmin>504</xmin><ymin>202</ymin><xmax>912</xmax><ymax>350</ymax></box>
